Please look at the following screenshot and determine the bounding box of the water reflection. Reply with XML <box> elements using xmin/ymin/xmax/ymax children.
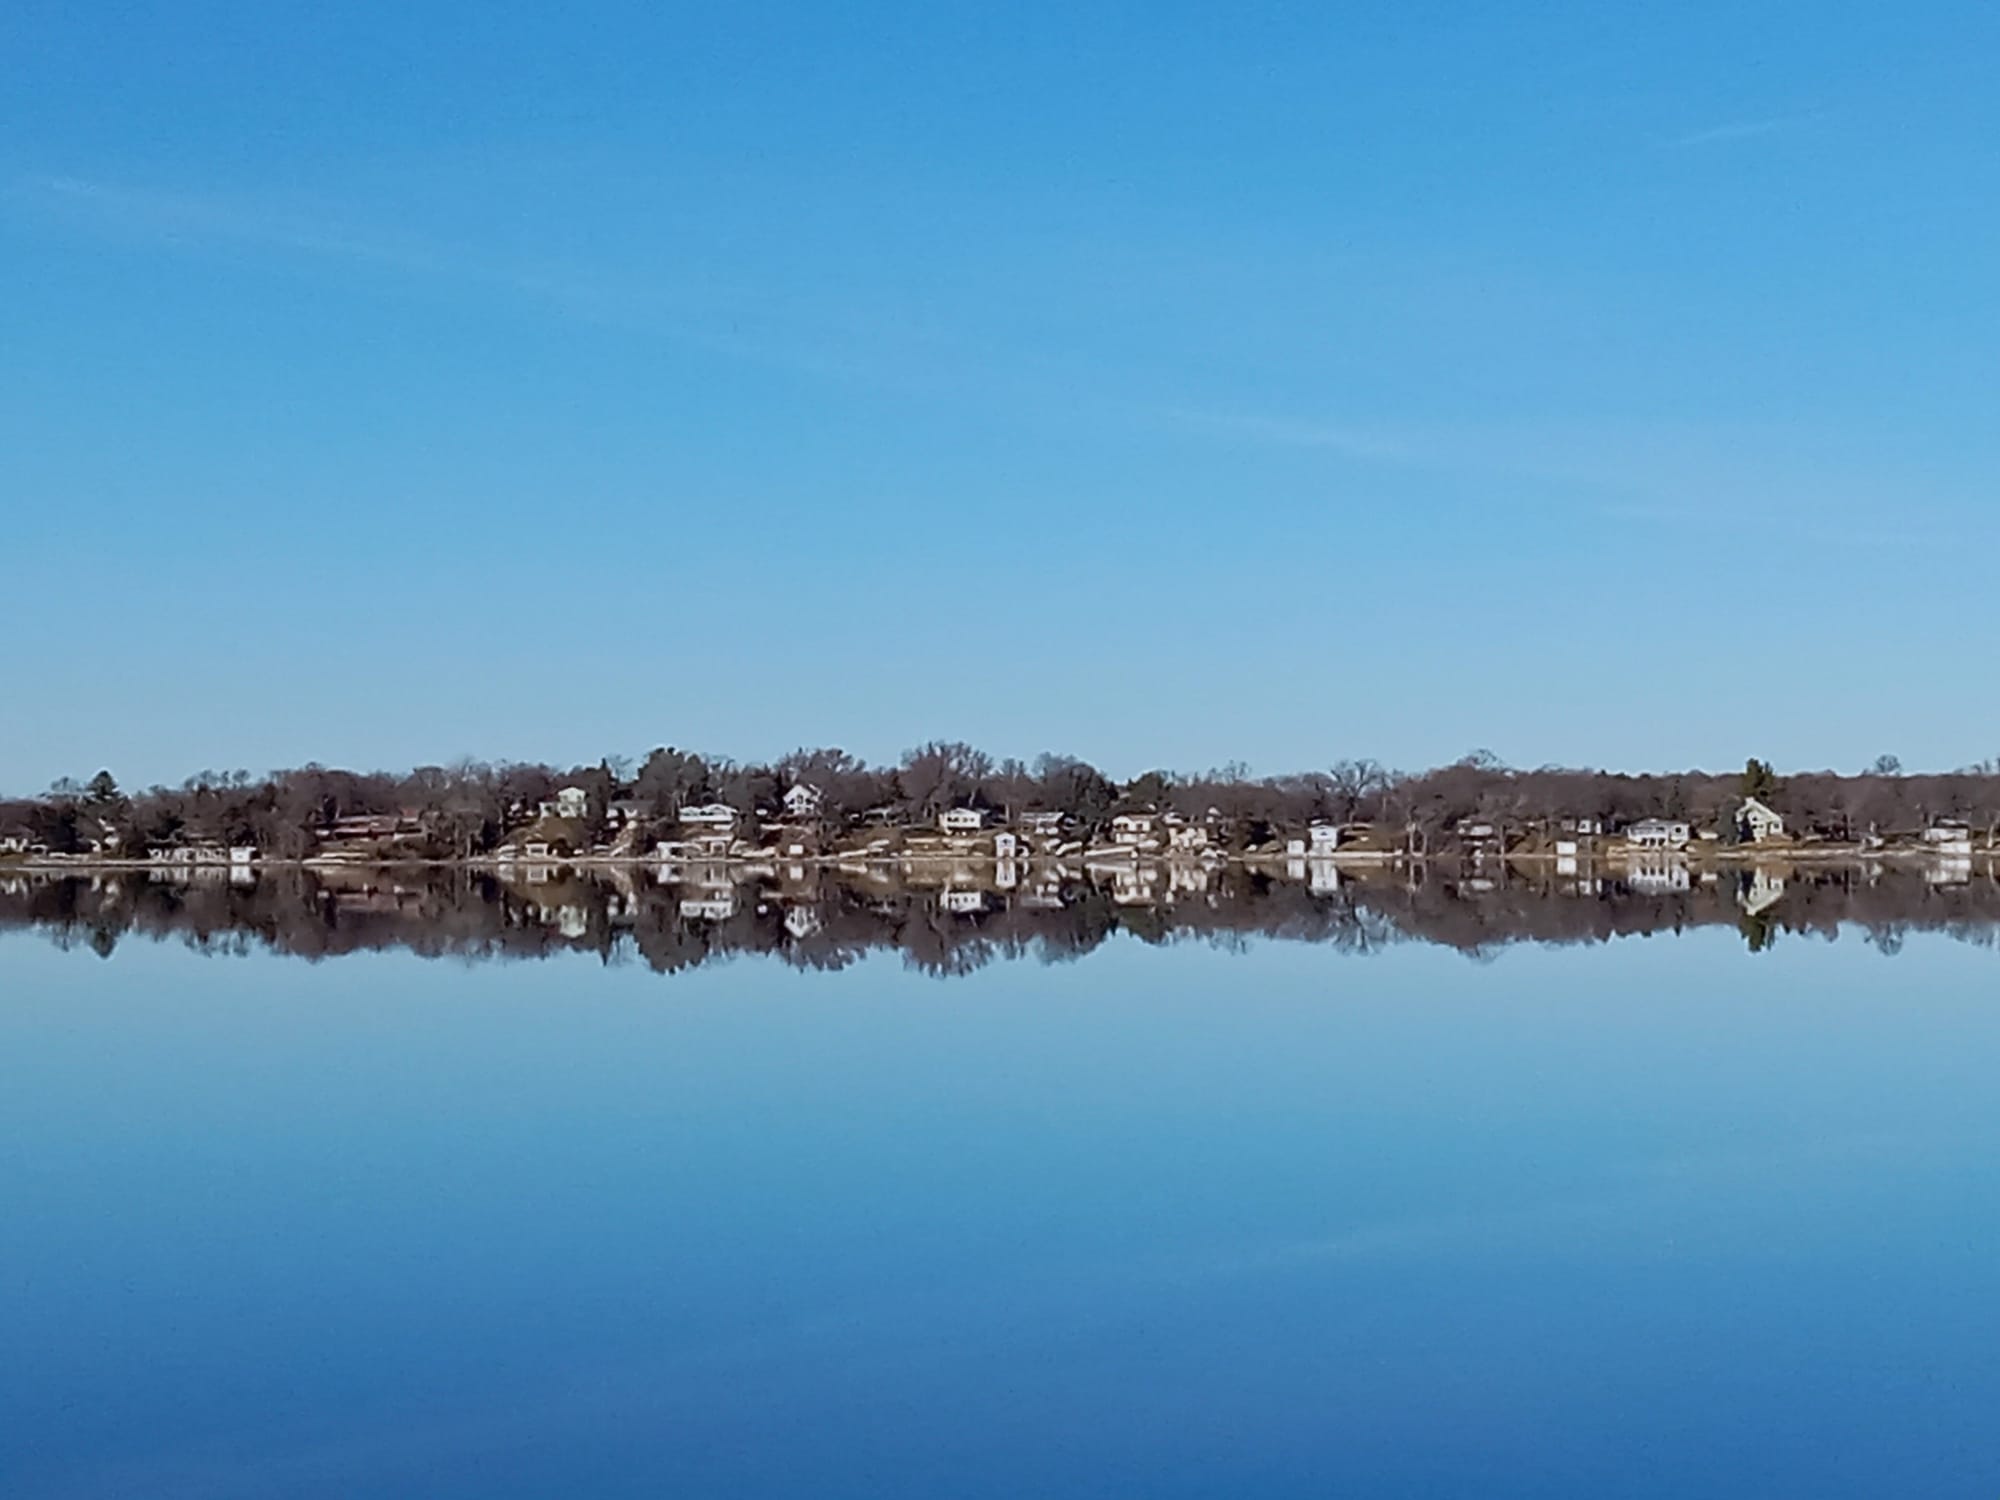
<box><xmin>6</xmin><ymin>854</ymin><xmax>1997</xmax><ymax>975</ymax></box>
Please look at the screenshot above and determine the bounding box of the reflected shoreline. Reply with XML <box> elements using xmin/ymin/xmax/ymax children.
<box><xmin>7</xmin><ymin>855</ymin><xmax>1998</xmax><ymax>974</ymax></box>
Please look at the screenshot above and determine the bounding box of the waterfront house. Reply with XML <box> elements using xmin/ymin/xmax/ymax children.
<box><xmin>939</xmin><ymin>807</ymin><xmax>985</xmax><ymax>834</ymax></box>
<box><xmin>1625</xmin><ymin>818</ymin><xmax>1691</xmax><ymax>850</ymax></box>
<box><xmin>1307</xmin><ymin>822</ymin><xmax>1341</xmax><ymax>854</ymax></box>
<box><xmin>327</xmin><ymin>813</ymin><xmax>410</xmax><ymax>841</ymax></box>
<box><xmin>604</xmin><ymin>799</ymin><xmax>645</xmax><ymax>829</ymax></box>
<box><xmin>783</xmin><ymin>783</ymin><xmax>825</xmax><ymax>820</ymax></box>
<box><xmin>993</xmin><ymin>831</ymin><xmax>1020</xmax><ymax>859</ymax></box>
<box><xmin>1560</xmin><ymin>816</ymin><xmax>1604</xmax><ymax>836</ymax></box>
<box><xmin>1925</xmin><ymin>819</ymin><xmax>1975</xmax><ymax>856</ymax></box>
<box><xmin>1019</xmin><ymin>811</ymin><xmax>1066</xmax><ymax>839</ymax></box>
<box><xmin>1168</xmin><ymin>823</ymin><xmax>1210</xmax><ymax>854</ymax></box>
<box><xmin>0</xmin><ymin>831</ymin><xmax>31</xmax><ymax>856</ymax></box>
<box><xmin>678</xmin><ymin>802</ymin><xmax>739</xmax><ymax>829</ymax></box>
<box><xmin>1109</xmin><ymin>813</ymin><xmax>1159</xmax><ymax>847</ymax></box>
<box><xmin>537</xmin><ymin>786</ymin><xmax>590</xmax><ymax>821</ymax></box>
<box><xmin>1738</xmin><ymin>798</ymin><xmax>1786</xmax><ymax>844</ymax></box>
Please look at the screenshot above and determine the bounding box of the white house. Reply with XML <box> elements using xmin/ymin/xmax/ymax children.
<box><xmin>1625</xmin><ymin>818</ymin><xmax>1691</xmax><ymax>850</ymax></box>
<box><xmin>1168</xmin><ymin>823</ymin><xmax>1210</xmax><ymax>854</ymax></box>
<box><xmin>1108</xmin><ymin>813</ymin><xmax>1159</xmax><ymax>847</ymax></box>
<box><xmin>546</xmin><ymin>786</ymin><xmax>590</xmax><ymax>821</ymax></box>
<box><xmin>783</xmin><ymin>905</ymin><xmax>823</xmax><ymax>940</ymax></box>
<box><xmin>782</xmin><ymin>783</ymin><xmax>825</xmax><ymax>820</ymax></box>
<box><xmin>1307</xmin><ymin>822</ymin><xmax>1341</xmax><ymax>854</ymax></box>
<box><xmin>679</xmin><ymin>802</ymin><xmax>739</xmax><ymax>828</ymax></box>
<box><xmin>993</xmin><ymin>831</ymin><xmax>1020</xmax><ymax>859</ymax></box>
<box><xmin>1738</xmin><ymin>798</ymin><xmax>1785</xmax><ymax>844</ymax></box>
<box><xmin>1925</xmin><ymin>819</ymin><xmax>1974</xmax><ymax>856</ymax></box>
<box><xmin>939</xmin><ymin>807</ymin><xmax>985</xmax><ymax>834</ymax></box>
<box><xmin>1019</xmin><ymin>811</ymin><xmax>1066</xmax><ymax>839</ymax></box>
<box><xmin>0</xmin><ymin>833</ymin><xmax>32</xmax><ymax>856</ymax></box>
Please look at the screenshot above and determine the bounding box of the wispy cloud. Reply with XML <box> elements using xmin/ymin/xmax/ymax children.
<box><xmin>9</xmin><ymin>173</ymin><xmax>886</xmax><ymax>383</ymax></box>
<box><xmin>1665</xmin><ymin>112</ymin><xmax>1822</xmax><ymax>149</ymax></box>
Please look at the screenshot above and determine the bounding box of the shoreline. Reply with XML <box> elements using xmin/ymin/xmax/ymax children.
<box><xmin>6</xmin><ymin>845</ymin><xmax>1991</xmax><ymax>876</ymax></box>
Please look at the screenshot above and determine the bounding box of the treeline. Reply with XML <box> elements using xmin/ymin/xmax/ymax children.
<box><xmin>8</xmin><ymin>745</ymin><xmax>2000</xmax><ymax>857</ymax></box>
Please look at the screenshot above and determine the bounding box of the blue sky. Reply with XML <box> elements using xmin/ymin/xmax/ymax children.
<box><xmin>4</xmin><ymin>3</ymin><xmax>1996</xmax><ymax>792</ymax></box>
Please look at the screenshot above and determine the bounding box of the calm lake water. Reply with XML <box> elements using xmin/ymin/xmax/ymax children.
<box><xmin>5</xmin><ymin>910</ymin><xmax>1999</xmax><ymax>1498</ymax></box>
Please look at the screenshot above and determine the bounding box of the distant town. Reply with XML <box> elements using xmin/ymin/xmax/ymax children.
<box><xmin>5</xmin><ymin>745</ymin><xmax>1996</xmax><ymax>880</ymax></box>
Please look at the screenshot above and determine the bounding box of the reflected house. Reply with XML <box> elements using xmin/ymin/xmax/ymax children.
<box><xmin>1306</xmin><ymin>858</ymin><xmax>1341</xmax><ymax>895</ymax></box>
<box><xmin>1021</xmin><ymin>872</ymin><xmax>1067</xmax><ymax>909</ymax></box>
<box><xmin>1927</xmin><ymin>856</ymin><xmax>1973</xmax><ymax>887</ymax></box>
<box><xmin>1739</xmin><ymin>867</ymin><xmax>1786</xmax><ymax>916</ymax></box>
<box><xmin>995</xmin><ymin>858</ymin><xmax>1020</xmax><ymax>891</ymax></box>
<box><xmin>1110</xmin><ymin>863</ymin><xmax>1160</xmax><ymax>905</ymax></box>
<box><xmin>1737</xmin><ymin>798</ymin><xmax>1785</xmax><ymax>844</ymax></box>
<box><xmin>939</xmin><ymin>807</ymin><xmax>985</xmax><ymax>835</ymax></box>
<box><xmin>1168</xmin><ymin>860</ymin><xmax>1211</xmax><ymax>896</ymax></box>
<box><xmin>1554</xmin><ymin>837</ymin><xmax>1582</xmax><ymax>877</ymax></box>
<box><xmin>679</xmin><ymin>893</ymin><xmax>737</xmax><ymax>921</ymax></box>
<box><xmin>1628</xmin><ymin>855</ymin><xmax>1692</xmax><ymax>894</ymax></box>
<box><xmin>782</xmin><ymin>783</ymin><xmax>824</xmax><ymax>820</ymax></box>
<box><xmin>1625</xmin><ymin>818</ymin><xmax>1691</xmax><ymax>851</ymax></box>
